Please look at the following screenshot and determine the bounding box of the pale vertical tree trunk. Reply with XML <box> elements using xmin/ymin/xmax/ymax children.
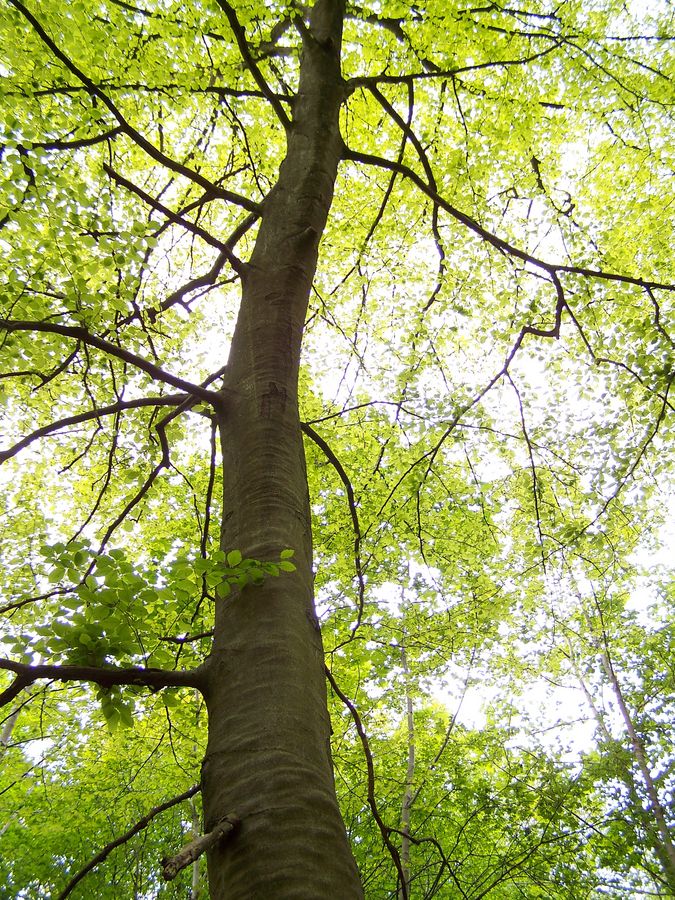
<box><xmin>599</xmin><ymin>652</ymin><xmax>675</xmax><ymax>890</ymax></box>
<box><xmin>0</xmin><ymin>708</ymin><xmax>18</xmax><ymax>746</ymax></box>
<box><xmin>398</xmin><ymin>642</ymin><xmax>415</xmax><ymax>900</ymax></box>
<box><xmin>190</xmin><ymin>689</ymin><xmax>202</xmax><ymax>899</ymax></box>
<box><xmin>199</xmin><ymin>1</ymin><xmax>363</xmax><ymax>896</ymax></box>
<box><xmin>571</xmin><ymin>638</ymin><xmax>675</xmax><ymax>894</ymax></box>
<box><xmin>190</xmin><ymin>796</ymin><xmax>201</xmax><ymax>900</ymax></box>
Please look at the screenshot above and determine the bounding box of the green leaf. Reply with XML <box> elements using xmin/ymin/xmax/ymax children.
<box><xmin>226</xmin><ymin>549</ymin><xmax>243</xmax><ymax>567</ymax></box>
<box><xmin>48</xmin><ymin>566</ymin><xmax>65</xmax><ymax>584</ymax></box>
<box><xmin>118</xmin><ymin>704</ymin><xmax>134</xmax><ymax>728</ymax></box>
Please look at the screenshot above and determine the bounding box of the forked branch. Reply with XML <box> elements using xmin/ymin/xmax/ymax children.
<box><xmin>8</xmin><ymin>0</ymin><xmax>260</xmax><ymax>212</ymax></box>
<box><xmin>0</xmin><ymin>394</ymin><xmax>186</xmax><ymax>465</ymax></box>
<box><xmin>343</xmin><ymin>148</ymin><xmax>675</xmax><ymax>292</ymax></box>
<box><xmin>0</xmin><ymin>319</ymin><xmax>221</xmax><ymax>405</ymax></box>
<box><xmin>102</xmin><ymin>164</ymin><xmax>247</xmax><ymax>275</ymax></box>
<box><xmin>213</xmin><ymin>0</ymin><xmax>292</xmax><ymax>129</ymax></box>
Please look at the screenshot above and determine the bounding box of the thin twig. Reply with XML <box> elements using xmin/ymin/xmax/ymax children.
<box><xmin>302</xmin><ymin>423</ymin><xmax>366</xmax><ymax>630</ymax></box>
<box><xmin>57</xmin><ymin>785</ymin><xmax>201</xmax><ymax>900</ymax></box>
<box><xmin>325</xmin><ymin>665</ymin><xmax>409</xmax><ymax>899</ymax></box>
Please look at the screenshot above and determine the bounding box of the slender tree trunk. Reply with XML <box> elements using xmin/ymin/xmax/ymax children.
<box><xmin>0</xmin><ymin>708</ymin><xmax>18</xmax><ymax>746</ymax></box>
<box><xmin>599</xmin><ymin>652</ymin><xmax>675</xmax><ymax>890</ymax></box>
<box><xmin>398</xmin><ymin>643</ymin><xmax>415</xmax><ymax>900</ymax></box>
<box><xmin>571</xmin><ymin>638</ymin><xmax>675</xmax><ymax>894</ymax></box>
<box><xmin>190</xmin><ymin>690</ymin><xmax>203</xmax><ymax>900</ymax></box>
<box><xmin>199</xmin><ymin>1</ymin><xmax>362</xmax><ymax>896</ymax></box>
<box><xmin>189</xmin><ymin>795</ymin><xmax>201</xmax><ymax>900</ymax></box>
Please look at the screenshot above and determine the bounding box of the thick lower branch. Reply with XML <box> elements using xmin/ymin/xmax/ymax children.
<box><xmin>0</xmin><ymin>658</ymin><xmax>206</xmax><ymax>707</ymax></box>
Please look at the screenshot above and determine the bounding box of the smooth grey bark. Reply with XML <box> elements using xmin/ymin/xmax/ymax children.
<box><xmin>200</xmin><ymin>1</ymin><xmax>363</xmax><ymax>896</ymax></box>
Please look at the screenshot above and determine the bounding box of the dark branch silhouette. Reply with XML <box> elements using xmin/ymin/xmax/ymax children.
<box><xmin>102</xmin><ymin>164</ymin><xmax>247</xmax><ymax>274</ymax></box>
<box><xmin>0</xmin><ymin>394</ymin><xmax>186</xmax><ymax>464</ymax></box>
<box><xmin>302</xmin><ymin>423</ymin><xmax>366</xmax><ymax>632</ymax></box>
<box><xmin>8</xmin><ymin>0</ymin><xmax>260</xmax><ymax>213</ymax></box>
<box><xmin>0</xmin><ymin>319</ymin><xmax>223</xmax><ymax>405</ymax></box>
<box><xmin>213</xmin><ymin>0</ymin><xmax>292</xmax><ymax>129</ymax></box>
<box><xmin>343</xmin><ymin>148</ymin><xmax>675</xmax><ymax>292</ymax></box>
<box><xmin>325</xmin><ymin>665</ymin><xmax>409</xmax><ymax>900</ymax></box>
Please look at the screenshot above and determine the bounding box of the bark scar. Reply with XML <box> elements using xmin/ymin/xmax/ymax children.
<box><xmin>260</xmin><ymin>381</ymin><xmax>287</xmax><ymax>418</ymax></box>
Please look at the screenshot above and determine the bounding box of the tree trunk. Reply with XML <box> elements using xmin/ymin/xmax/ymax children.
<box><xmin>398</xmin><ymin>642</ymin><xmax>415</xmax><ymax>900</ymax></box>
<box><xmin>572</xmin><ymin>637</ymin><xmax>675</xmax><ymax>894</ymax></box>
<box><xmin>200</xmin><ymin>1</ymin><xmax>363</xmax><ymax>896</ymax></box>
<box><xmin>599</xmin><ymin>652</ymin><xmax>675</xmax><ymax>891</ymax></box>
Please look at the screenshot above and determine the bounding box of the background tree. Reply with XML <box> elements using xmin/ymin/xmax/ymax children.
<box><xmin>1</xmin><ymin>0</ymin><xmax>673</xmax><ymax>897</ymax></box>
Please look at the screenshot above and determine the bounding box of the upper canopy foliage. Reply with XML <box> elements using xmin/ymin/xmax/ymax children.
<box><xmin>1</xmin><ymin>0</ymin><xmax>673</xmax><ymax>896</ymax></box>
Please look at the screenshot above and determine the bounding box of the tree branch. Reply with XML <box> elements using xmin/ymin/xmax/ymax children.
<box><xmin>8</xmin><ymin>0</ymin><xmax>260</xmax><ymax>213</ymax></box>
<box><xmin>57</xmin><ymin>785</ymin><xmax>201</xmax><ymax>900</ymax></box>
<box><xmin>343</xmin><ymin>148</ymin><xmax>675</xmax><ymax>292</ymax></box>
<box><xmin>0</xmin><ymin>586</ymin><xmax>70</xmax><ymax>618</ymax></box>
<box><xmin>159</xmin><ymin>630</ymin><xmax>214</xmax><ymax>645</ymax></box>
<box><xmin>348</xmin><ymin>43</ymin><xmax>563</xmax><ymax>88</ymax></box>
<box><xmin>0</xmin><ymin>658</ymin><xmax>205</xmax><ymax>708</ymax></box>
<box><xmin>212</xmin><ymin>0</ymin><xmax>291</xmax><ymax>130</ymax></box>
<box><xmin>12</xmin><ymin>126</ymin><xmax>124</xmax><ymax>152</ymax></box>
<box><xmin>161</xmin><ymin>814</ymin><xmax>239</xmax><ymax>881</ymax></box>
<box><xmin>0</xmin><ymin>394</ymin><xmax>186</xmax><ymax>465</ymax></box>
<box><xmin>302</xmin><ymin>423</ymin><xmax>366</xmax><ymax>631</ymax></box>
<box><xmin>0</xmin><ymin>319</ymin><xmax>222</xmax><ymax>405</ymax></box>
<box><xmin>325</xmin><ymin>665</ymin><xmax>409</xmax><ymax>899</ymax></box>
<box><xmin>371</xmin><ymin>276</ymin><xmax>567</xmax><ymax>523</ymax></box>
<box><xmin>102</xmin><ymin>164</ymin><xmax>246</xmax><ymax>275</ymax></box>
<box><xmin>10</xmin><ymin>80</ymin><xmax>292</xmax><ymax>105</ymax></box>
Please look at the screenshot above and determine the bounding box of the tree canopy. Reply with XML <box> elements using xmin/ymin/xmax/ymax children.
<box><xmin>1</xmin><ymin>0</ymin><xmax>674</xmax><ymax>897</ymax></box>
